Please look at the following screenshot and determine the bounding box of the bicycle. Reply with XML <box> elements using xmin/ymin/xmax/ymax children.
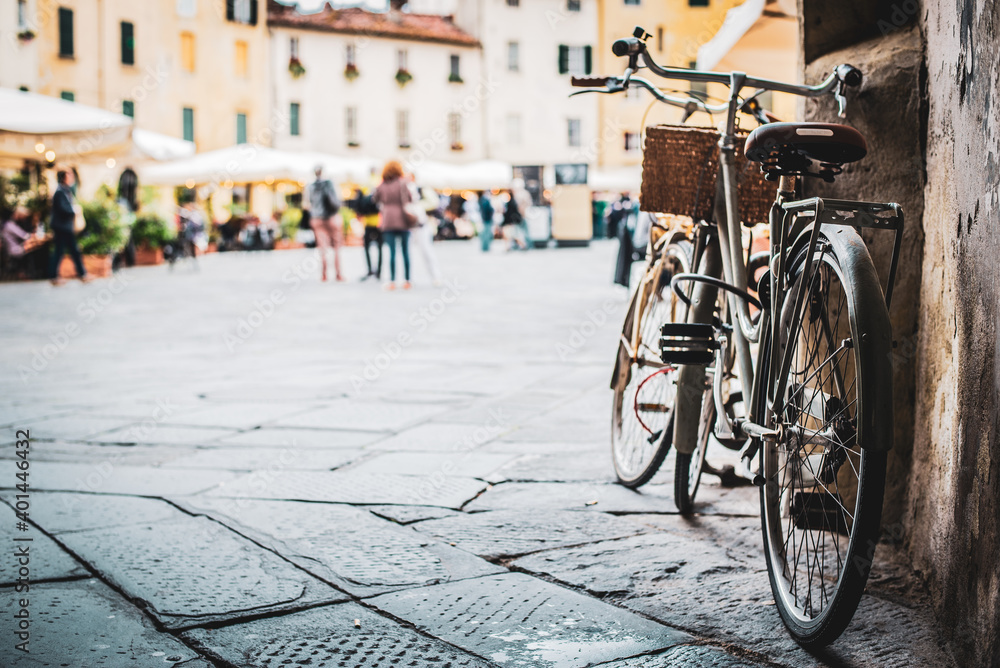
<box><xmin>574</xmin><ymin>27</ymin><xmax>904</xmax><ymax>647</ymax></box>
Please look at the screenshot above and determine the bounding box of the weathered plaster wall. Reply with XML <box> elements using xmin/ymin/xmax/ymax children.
<box><xmin>801</xmin><ymin>1</ymin><xmax>1000</xmax><ymax>664</ymax></box>
<box><xmin>910</xmin><ymin>2</ymin><xmax>1000</xmax><ymax>664</ymax></box>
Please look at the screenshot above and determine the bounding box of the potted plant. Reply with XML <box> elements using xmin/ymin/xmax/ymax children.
<box><xmin>61</xmin><ymin>198</ymin><xmax>127</xmax><ymax>278</ymax></box>
<box><xmin>130</xmin><ymin>213</ymin><xmax>174</xmax><ymax>265</ymax></box>
<box><xmin>17</xmin><ymin>29</ymin><xmax>35</xmax><ymax>42</ymax></box>
<box><xmin>395</xmin><ymin>69</ymin><xmax>412</xmax><ymax>87</ymax></box>
<box><xmin>289</xmin><ymin>57</ymin><xmax>306</xmax><ymax>79</ymax></box>
<box><xmin>448</xmin><ymin>72</ymin><xmax>463</xmax><ymax>84</ymax></box>
<box><xmin>344</xmin><ymin>63</ymin><xmax>359</xmax><ymax>81</ymax></box>
<box><xmin>275</xmin><ymin>208</ymin><xmax>305</xmax><ymax>249</ymax></box>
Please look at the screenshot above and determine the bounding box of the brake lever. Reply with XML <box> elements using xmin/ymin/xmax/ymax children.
<box><xmin>835</xmin><ymin>81</ymin><xmax>848</xmax><ymax>118</ymax></box>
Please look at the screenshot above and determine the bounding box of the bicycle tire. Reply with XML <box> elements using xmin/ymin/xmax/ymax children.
<box><xmin>611</xmin><ymin>240</ymin><xmax>692</xmax><ymax>488</ymax></box>
<box><xmin>757</xmin><ymin>226</ymin><xmax>891</xmax><ymax>647</ymax></box>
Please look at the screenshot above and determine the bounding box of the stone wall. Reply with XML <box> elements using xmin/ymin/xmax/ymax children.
<box><xmin>800</xmin><ymin>1</ymin><xmax>1000</xmax><ymax>664</ymax></box>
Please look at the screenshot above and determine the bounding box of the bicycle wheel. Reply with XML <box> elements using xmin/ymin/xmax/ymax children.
<box><xmin>611</xmin><ymin>241</ymin><xmax>692</xmax><ymax>488</ymax></box>
<box><xmin>758</xmin><ymin>227</ymin><xmax>891</xmax><ymax>647</ymax></box>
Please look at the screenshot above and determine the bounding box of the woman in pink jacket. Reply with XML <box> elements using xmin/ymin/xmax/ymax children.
<box><xmin>373</xmin><ymin>160</ymin><xmax>413</xmax><ymax>290</ymax></box>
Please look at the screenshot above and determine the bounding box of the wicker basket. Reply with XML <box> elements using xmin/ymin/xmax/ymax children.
<box><xmin>640</xmin><ymin>125</ymin><xmax>774</xmax><ymax>225</ymax></box>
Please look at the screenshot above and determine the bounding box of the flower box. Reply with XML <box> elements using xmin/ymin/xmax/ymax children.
<box><xmin>133</xmin><ymin>247</ymin><xmax>164</xmax><ymax>266</ymax></box>
<box><xmin>60</xmin><ymin>254</ymin><xmax>112</xmax><ymax>279</ymax></box>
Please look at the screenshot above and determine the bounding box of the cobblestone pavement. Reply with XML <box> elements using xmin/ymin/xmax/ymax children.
<box><xmin>0</xmin><ymin>243</ymin><xmax>955</xmax><ymax>667</ymax></box>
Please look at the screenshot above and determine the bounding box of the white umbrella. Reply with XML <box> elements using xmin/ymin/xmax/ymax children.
<box><xmin>131</xmin><ymin>129</ymin><xmax>195</xmax><ymax>162</ymax></box>
<box><xmin>0</xmin><ymin>87</ymin><xmax>132</xmax><ymax>161</ymax></box>
<box><xmin>413</xmin><ymin>159</ymin><xmax>513</xmax><ymax>190</ymax></box>
<box><xmin>590</xmin><ymin>165</ymin><xmax>642</xmax><ymax>192</ymax></box>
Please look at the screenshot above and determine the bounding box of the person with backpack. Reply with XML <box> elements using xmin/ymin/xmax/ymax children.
<box><xmin>373</xmin><ymin>160</ymin><xmax>413</xmax><ymax>290</ymax></box>
<box><xmin>351</xmin><ymin>185</ymin><xmax>382</xmax><ymax>281</ymax></box>
<box><xmin>307</xmin><ymin>165</ymin><xmax>344</xmax><ymax>282</ymax></box>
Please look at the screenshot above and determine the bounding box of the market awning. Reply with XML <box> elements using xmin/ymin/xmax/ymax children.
<box><xmin>413</xmin><ymin>160</ymin><xmax>513</xmax><ymax>191</ymax></box>
<box><xmin>696</xmin><ymin>0</ymin><xmax>766</xmax><ymax>71</ymax></box>
<box><xmin>0</xmin><ymin>88</ymin><xmax>133</xmax><ymax>161</ymax></box>
<box><xmin>131</xmin><ymin>129</ymin><xmax>195</xmax><ymax>162</ymax></box>
<box><xmin>590</xmin><ymin>165</ymin><xmax>642</xmax><ymax>192</ymax></box>
<box><xmin>140</xmin><ymin>144</ymin><xmax>378</xmax><ymax>187</ymax></box>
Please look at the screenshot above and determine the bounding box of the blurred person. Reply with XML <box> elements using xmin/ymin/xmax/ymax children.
<box><xmin>307</xmin><ymin>165</ymin><xmax>344</xmax><ymax>282</ymax></box>
<box><xmin>47</xmin><ymin>169</ymin><xmax>90</xmax><ymax>284</ymax></box>
<box><xmin>501</xmin><ymin>185</ymin><xmax>529</xmax><ymax>251</ymax></box>
<box><xmin>350</xmin><ymin>186</ymin><xmax>383</xmax><ymax>281</ymax></box>
<box><xmin>170</xmin><ymin>201</ymin><xmax>204</xmax><ymax>269</ymax></box>
<box><xmin>2</xmin><ymin>207</ymin><xmax>50</xmax><ymax>279</ymax></box>
<box><xmin>477</xmin><ymin>190</ymin><xmax>494</xmax><ymax>252</ymax></box>
<box><xmin>407</xmin><ymin>174</ymin><xmax>443</xmax><ymax>286</ymax></box>
<box><xmin>373</xmin><ymin>160</ymin><xmax>412</xmax><ymax>290</ymax></box>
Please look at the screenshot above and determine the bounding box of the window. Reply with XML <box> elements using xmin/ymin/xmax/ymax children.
<box><xmin>558</xmin><ymin>45</ymin><xmax>592</xmax><ymax>76</ymax></box>
<box><xmin>689</xmin><ymin>0</ymin><xmax>709</xmax><ymax>6</ymax></box>
<box><xmin>345</xmin><ymin>43</ymin><xmax>356</xmax><ymax>66</ymax></box>
<box><xmin>448</xmin><ymin>113</ymin><xmax>462</xmax><ymax>149</ymax></box>
<box><xmin>507</xmin><ymin>41</ymin><xmax>519</xmax><ymax>72</ymax></box>
<box><xmin>689</xmin><ymin>60</ymin><xmax>707</xmax><ymax>96</ymax></box>
<box><xmin>176</xmin><ymin>0</ymin><xmax>196</xmax><ymax>18</ymax></box>
<box><xmin>120</xmin><ymin>22</ymin><xmax>135</xmax><ymax>65</ymax></box>
<box><xmin>290</xmin><ymin>36</ymin><xmax>300</xmax><ymax>60</ymax></box>
<box><xmin>235</xmin><ymin>40</ymin><xmax>248</xmax><ymax>78</ymax></box>
<box><xmin>236</xmin><ymin>113</ymin><xmax>248</xmax><ymax>144</ymax></box>
<box><xmin>122</xmin><ymin>100</ymin><xmax>134</xmax><ymax>118</ymax></box>
<box><xmin>60</xmin><ymin>91</ymin><xmax>74</xmax><ymax>102</ymax></box>
<box><xmin>657</xmin><ymin>26</ymin><xmax>663</xmax><ymax>52</ymax></box>
<box><xmin>397</xmin><ymin>110</ymin><xmax>410</xmax><ymax>148</ymax></box>
<box><xmin>226</xmin><ymin>0</ymin><xmax>257</xmax><ymax>25</ymax></box>
<box><xmin>624</xmin><ymin>131</ymin><xmax>641</xmax><ymax>152</ymax></box>
<box><xmin>624</xmin><ymin>0</ymin><xmax>640</xmax><ymax>5</ymax></box>
<box><xmin>397</xmin><ymin>49</ymin><xmax>408</xmax><ymax>71</ymax></box>
<box><xmin>506</xmin><ymin>114</ymin><xmax>521</xmax><ymax>145</ymax></box>
<box><xmin>345</xmin><ymin>106</ymin><xmax>358</xmax><ymax>146</ymax></box>
<box><xmin>567</xmin><ymin>0</ymin><xmax>580</xmax><ymax>10</ymax></box>
<box><xmin>58</xmin><ymin>7</ymin><xmax>73</xmax><ymax>57</ymax></box>
<box><xmin>449</xmin><ymin>54</ymin><xmax>461</xmax><ymax>82</ymax></box>
<box><xmin>506</xmin><ymin>0</ymin><xmax>519</xmax><ymax>6</ymax></box>
<box><xmin>183</xmin><ymin>107</ymin><xmax>195</xmax><ymax>142</ymax></box>
<box><xmin>290</xmin><ymin>102</ymin><xmax>300</xmax><ymax>136</ymax></box>
<box><xmin>17</xmin><ymin>0</ymin><xmax>27</xmax><ymax>29</ymax></box>
<box><xmin>180</xmin><ymin>32</ymin><xmax>195</xmax><ymax>72</ymax></box>
<box><xmin>567</xmin><ymin>118</ymin><xmax>581</xmax><ymax>148</ymax></box>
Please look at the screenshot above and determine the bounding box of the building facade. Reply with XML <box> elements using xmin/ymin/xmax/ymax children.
<box><xmin>29</xmin><ymin>0</ymin><xmax>271</xmax><ymax>152</ymax></box>
<box><xmin>1</xmin><ymin>0</ymin><xmax>40</xmax><ymax>92</ymax></box>
<box><xmin>268</xmin><ymin>0</ymin><xmax>484</xmax><ymax>169</ymax></box>
<box><xmin>595</xmin><ymin>0</ymin><xmax>744</xmax><ymax>168</ymax></box>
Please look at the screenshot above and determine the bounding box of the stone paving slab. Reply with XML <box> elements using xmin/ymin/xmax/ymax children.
<box><xmin>0</xmin><ymin>503</ymin><xmax>88</xmax><ymax>584</ymax></box>
<box><xmin>0</xmin><ymin>579</ymin><xmax>203</xmax><ymax>667</ymax></box>
<box><xmin>10</xmin><ymin>492</ymin><xmax>182</xmax><ymax>534</ymax></box>
<box><xmin>206</xmin><ymin>470</ymin><xmax>488</xmax><ymax>509</ymax></box>
<box><xmin>165</xmin><ymin>401</ymin><xmax>316</xmax><ymax>429</ymax></box>
<box><xmin>597</xmin><ymin>644</ymin><xmax>765</xmax><ymax>667</ymax></box>
<box><xmin>184</xmin><ymin>601</ymin><xmax>493</xmax><ymax>668</ymax></box>
<box><xmin>0</xmin><ymin>403</ymin><xmax>77</xmax><ymax>427</ymax></box>
<box><xmin>494</xmin><ymin>453</ymin><xmax>617</xmax><ymax>483</ymax></box>
<box><xmin>367</xmin><ymin>504</ymin><xmax>460</xmax><ymax>524</ymax></box>
<box><xmin>17</xmin><ymin>415</ymin><xmax>138</xmax><ymax>441</ymax></box>
<box><xmin>275</xmin><ymin>400</ymin><xmax>449</xmax><ymax>432</ymax></box>
<box><xmin>347</xmin><ymin>451</ymin><xmax>518</xmax><ymax>482</ymax></box>
<box><xmin>163</xmin><ymin>446</ymin><xmax>364</xmax><ymax>471</ymax></box>
<box><xmin>0</xmin><ymin>461</ymin><xmax>239</xmax><ymax>497</ymax></box>
<box><xmin>180</xmin><ymin>497</ymin><xmax>503</xmax><ymax>596</ymax></box>
<box><xmin>368</xmin><ymin>572</ymin><xmax>691</xmax><ymax>668</ymax></box>
<box><xmin>216</xmin><ymin>426</ymin><xmax>385</xmax><ymax>449</ymax></box>
<box><xmin>57</xmin><ymin>514</ymin><xmax>345</xmax><ymax>629</ymax></box>
<box><xmin>0</xmin><ymin>442</ymin><xmax>190</xmax><ymax>466</ymax></box>
<box><xmin>512</xmin><ymin>517</ymin><xmax>956</xmax><ymax>668</ymax></box>
<box><xmin>464</xmin><ymin>481</ymin><xmax>672</xmax><ymax>513</ymax></box>
<box><xmin>86</xmin><ymin>424</ymin><xmax>239</xmax><ymax>445</ymax></box>
<box><xmin>414</xmin><ymin>510</ymin><xmax>648</xmax><ymax>559</ymax></box>
<box><xmin>363</xmin><ymin>422</ymin><xmax>508</xmax><ymax>452</ymax></box>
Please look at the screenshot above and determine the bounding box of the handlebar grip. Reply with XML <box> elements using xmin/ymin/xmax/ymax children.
<box><xmin>612</xmin><ymin>38</ymin><xmax>635</xmax><ymax>57</ymax></box>
<box><xmin>836</xmin><ymin>64</ymin><xmax>862</xmax><ymax>87</ymax></box>
<box><xmin>571</xmin><ymin>76</ymin><xmax>611</xmax><ymax>88</ymax></box>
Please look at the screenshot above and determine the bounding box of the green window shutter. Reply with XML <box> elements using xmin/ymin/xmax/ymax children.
<box><xmin>290</xmin><ymin>103</ymin><xmax>300</xmax><ymax>136</ymax></box>
<box><xmin>122</xmin><ymin>100</ymin><xmax>134</xmax><ymax>118</ymax></box>
<box><xmin>58</xmin><ymin>8</ymin><xmax>73</xmax><ymax>57</ymax></box>
<box><xmin>60</xmin><ymin>91</ymin><xmax>74</xmax><ymax>102</ymax></box>
<box><xmin>121</xmin><ymin>22</ymin><xmax>134</xmax><ymax>65</ymax></box>
<box><xmin>183</xmin><ymin>108</ymin><xmax>194</xmax><ymax>142</ymax></box>
<box><xmin>584</xmin><ymin>46</ymin><xmax>592</xmax><ymax>74</ymax></box>
<box><xmin>249</xmin><ymin>0</ymin><xmax>258</xmax><ymax>25</ymax></box>
<box><xmin>226</xmin><ymin>0</ymin><xmax>235</xmax><ymax>21</ymax></box>
<box><xmin>558</xmin><ymin>45</ymin><xmax>568</xmax><ymax>74</ymax></box>
<box><xmin>237</xmin><ymin>113</ymin><xmax>247</xmax><ymax>144</ymax></box>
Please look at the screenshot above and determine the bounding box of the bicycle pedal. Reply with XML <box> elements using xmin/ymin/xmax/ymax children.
<box><xmin>659</xmin><ymin>323</ymin><xmax>719</xmax><ymax>365</ymax></box>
